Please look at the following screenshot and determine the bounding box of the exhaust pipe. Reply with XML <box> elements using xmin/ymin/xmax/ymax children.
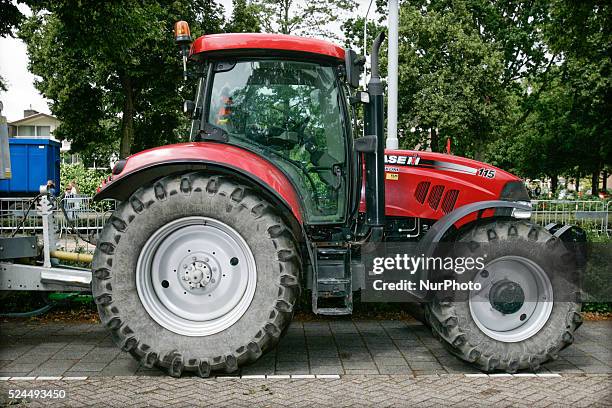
<box><xmin>365</xmin><ymin>32</ymin><xmax>386</xmax><ymax>241</ymax></box>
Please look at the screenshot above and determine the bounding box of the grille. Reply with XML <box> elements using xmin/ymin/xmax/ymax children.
<box><xmin>414</xmin><ymin>182</ymin><xmax>431</xmax><ymax>204</ymax></box>
<box><xmin>441</xmin><ymin>189</ymin><xmax>459</xmax><ymax>213</ymax></box>
<box><xmin>427</xmin><ymin>185</ymin><xmax>445</xmax><ymax>210</ymax></box>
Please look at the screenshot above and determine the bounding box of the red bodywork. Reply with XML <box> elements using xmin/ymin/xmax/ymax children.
<box><xmin>190</xmin><ymin>33</ymin><xmax>346</xmax><ymax>60</ymax></box>
<box><xmin>100</xmin><ymin>143</ymin><xmax>521</xmax><ymax>227</ymax></box>
<box><xmin>100</xmin><ymin>142</ymin><xmax>303</xmax><ymax>223</ymax></box>
<box><xmin>371</xmin><ymin>149</ymin><xmax>520</xmax><ymax>226</ymax></box>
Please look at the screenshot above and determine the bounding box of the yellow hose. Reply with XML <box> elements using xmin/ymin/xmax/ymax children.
<box><xmin>50</xmin><ymin>250</ymin><xmax>93</xmax><ymax>264</ymax></box>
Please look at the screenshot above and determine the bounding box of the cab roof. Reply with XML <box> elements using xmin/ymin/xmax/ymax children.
<box><xmin>190</xmin><ymin>33</ymin><xmax>346</xmax><ymax>61</ymax></box>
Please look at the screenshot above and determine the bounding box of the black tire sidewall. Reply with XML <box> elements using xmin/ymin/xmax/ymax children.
<box><xmin>92</xmin><ymin>174</ymin><xmax>298</xmax><ymax>368</ymax></box>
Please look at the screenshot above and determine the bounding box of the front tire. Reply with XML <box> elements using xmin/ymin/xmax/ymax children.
<box><xmin>92</xmin><ymin>172</ymin><xmax>301</xmax><ymax>377</ymax></box>
<box><xmin>425</xmin><ymin>220</ymin><xmax>582</xmax><ymax>372</ymax></box>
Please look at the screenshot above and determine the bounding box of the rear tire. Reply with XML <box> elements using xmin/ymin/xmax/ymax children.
<box><xmin>92</xmin><ymin>172</ymin><xmax>301</xmax><ymax>377</ymax></box>
<box><xmin>425</xmin><ymin>220</ymin><xmax>582</xmax><ymax>372</ymax></box>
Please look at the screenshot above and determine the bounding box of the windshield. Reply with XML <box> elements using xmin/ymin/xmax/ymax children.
<box><xmin>205</xmin><ymin>59</ymin><xmax>347</xmax><ymax>224</ymax></box>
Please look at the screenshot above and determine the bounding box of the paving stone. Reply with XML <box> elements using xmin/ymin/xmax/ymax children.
<box><xmin>0</xmin><ymin>362</ymin><xmax>40</xmax><ymax>374</ymax></box>
<box><xmin>276</xmin><ymin>353</ymin><xmax>308</xmax><ymax>362</ymax></box>
<box><xmin>0</xmin><ymin>319</ymin><xmax>609</xmax><ymax>383</ymax></box>
<box><xmin>378</xmin><ymin>365</ymin><xmax>414</xmax><ymax>375</ymax></box>
<box><xmin>310</xmin><ymin>366</ymin><xmax>344</xmax><ymax>374</ymax></box>
<box><xmin>309</xmin><ymin>358</ymin><xmax>343</xmax><ymax>368</ymax></box>
<box><xmin>344</xmin><ymin>369</ymin><xmax>380</xmax><ymax>375</ymax></box>
<box><xmin>70</xmin><ymin>362</ymin><xmax>109</xmax><ymax>372</ymax></box>
<box><xmin>374</xmin><ymin>358</ymin><xmax>409</xmax><ymax>367</ymax></box>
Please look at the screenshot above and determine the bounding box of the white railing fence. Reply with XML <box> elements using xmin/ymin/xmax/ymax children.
<box><xmin>0</xmin><ymin>196</ymin><xmax>116</xmax><ymax>253</ymax></box>
<box><xmin>530</xmin><ymin>200</ymin><xmax>611</xmax><ymax>236</ymax></box>
<box><xmin>1</xmin><ymin>197</ymin><xmax>610</xmax><ymax>255</ymax></box>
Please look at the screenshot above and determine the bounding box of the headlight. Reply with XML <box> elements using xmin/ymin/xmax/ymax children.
<box><xmin>500</xmin><ymin>181</ymin><xmax>530</xmax><ymax>202</ymax></box>
<box><xmin>511</xmin><ymin>201</ymin><xmax>532</xmax><ymax>219</ymax></box>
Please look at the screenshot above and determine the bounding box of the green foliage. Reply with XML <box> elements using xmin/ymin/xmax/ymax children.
<box><xmin>253</xmin><ymin>0</ymin><xmax>356</xmax><ymax>39</ymax></box>
<box><xmin>485</xmin><ymin>0</ymin><xmax>611</xmax><ymax>182</ymax></box>
<box><xmin>18</xmin><ymin>1</ymin><xmax>224</xmax><ymax>160</ymax></box>
<box><xmin>582</xmin><ymin>303</ymin><xmax>612</xmax><ymax>313</ymax></box>
<box><xmin>0</xmin><ymin>0</ymin><xmax>23</xmax><ymax>37</ymax></box>
<box><xmin>225</xmin><ymin>0</ymin><xmax>261</xmax><ymax>33</ymax></box>
<box><xmin>60</xmin><ymin>162</ymin><xmax>107</xmax><ymax>197</ymax></box>
<box><xmin>393</xmin><ymin>1</ymin><xmax>508</xmax><ymax>156</ymax></box>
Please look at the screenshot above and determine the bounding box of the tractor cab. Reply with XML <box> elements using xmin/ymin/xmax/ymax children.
<box><xmin>184</xmin><ymin>33</ymin><xmax>364</xmax><ymax>226</ymax></box>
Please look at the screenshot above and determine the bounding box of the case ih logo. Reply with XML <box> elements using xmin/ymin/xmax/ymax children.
<box><xmin>384</xmin><ymin>154</ymin><xmax>420</xmax><ymax>166</ymax></box>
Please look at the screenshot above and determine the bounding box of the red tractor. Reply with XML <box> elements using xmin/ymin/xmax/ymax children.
<box><xmin>92</xmin><ymin>23</ymin><xmax>584</xmax><ymax>377</ymax></box>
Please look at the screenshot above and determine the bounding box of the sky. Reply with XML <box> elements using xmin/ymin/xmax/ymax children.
<box><xmin>0</xmin><ymin>1</ymin><xmax>379</xmax><ymax>122</ymax></box>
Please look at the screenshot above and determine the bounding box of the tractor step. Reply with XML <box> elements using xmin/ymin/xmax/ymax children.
<box><xmin>312</xmin><ymin>246</ymin><xmax>352</xmax><ymax>315</ymax></box>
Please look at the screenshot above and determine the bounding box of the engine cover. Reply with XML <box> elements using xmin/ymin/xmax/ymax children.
<box><xmin>360</xmin><ymin>149</ymin><xmax>526</xmax><ymax>221</ymax></box>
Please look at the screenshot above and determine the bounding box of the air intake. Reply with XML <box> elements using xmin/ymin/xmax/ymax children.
<box><xmin>441</xmin><ymin>189</ymin><xmax>459</xmax><ymax>213</ymax></box>
<box><xmin>415</xmin><ymin>181</ymin><xmax>431</xmax><ymax>204</ymax></box>
<box><xmin>428</xmin><ymin>185</ymin><xmax>445</xmax><ymax>210</ymax></box>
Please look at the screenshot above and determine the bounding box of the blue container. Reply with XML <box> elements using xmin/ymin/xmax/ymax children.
<box><xmin>0</xmin><ymin>138</ymin><xmax>61</xmax><ymax>196</ymax></box>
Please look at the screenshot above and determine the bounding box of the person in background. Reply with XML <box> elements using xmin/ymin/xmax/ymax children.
<box><xmin>70</xmin><ymin>180</ymin><xmax>78</xmax><ymax>195</ymax></box>
<box><xmin>46</xmin><ymin>180</ymin><xmax>56</xmax><ymax>196</ymax></box>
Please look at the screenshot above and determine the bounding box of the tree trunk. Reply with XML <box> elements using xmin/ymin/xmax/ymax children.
<box><xmin>282</xmin><ymin>0</ymin><xmax>290</xmax><ymax>34</ymax></box>
<box><xmin>119</xmin><ymin>75</ymin><xmax>135</xmax><ymax>159</ymax></box>
<box><xmin>602</xmin><ymin>170</ymin><xmax>608</xmax><ymax>191</ymax></box>
<box><xmin>430</xmin><ymin>127</ymin><xmax>438</xmax><ymax>152</ymax></box>
<box><xmin>575</xmin><ymin>172</ymin><xmax>580</xmax><ymax>194</ymax></box>
<box><xmin>550</xmin><ymin>175</ymin><xmax>558</xmax><ymax>196</ymax></box>
<box><xmin>591</xmin><ymin>169</ymin><xmax>599</xmax><ymax>196</ymax></box>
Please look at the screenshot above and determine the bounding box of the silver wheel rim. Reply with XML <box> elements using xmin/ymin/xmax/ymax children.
<box><xmin>136</xmin><ymin>216</ymin><xmax>256</xmax><ymax>336</ymax></box>
<box><xmin>469</xmin><ymin>256</ymin><xmax>553</xmax><ymax>342</ymax></box>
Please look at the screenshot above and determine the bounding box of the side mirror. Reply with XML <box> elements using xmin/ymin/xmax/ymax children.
<box><xmin>344</xmin><ymin>48</ymin><xmax>366</xmax><ymax>88</ymax></box>
<box><xmin>183</xmin><ymin>100</ymin><xmax>195</xmax><ymax>117</ymax></box>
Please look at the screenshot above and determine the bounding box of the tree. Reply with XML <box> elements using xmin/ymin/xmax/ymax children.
<box><xmin>490</xmin><ymin>1</ymin><xmax>611</xmax><ymax>192</ymax></box>
<box><xmin>225</xmin><ymin>0</ymin><xmax>261</xmax><ymax>33</ymax></box>
<box><xmin>544</xmin><ymin>0</ymin><xmax>611</xmax><ymax>193</ymax></box>
<box><xmin>19</xmin><ymin>1</ymin><xmax>224</xmax><ymax>160</ymax></box>
<box><xmin>0</xmin><ymin>0</ymin><xmax>24</xmax><ymax>91</ymax></box>
<box><xmin>253</xmin><ymin>0</ymin><xmax>356</xmax><ymax>39</ymax></box>
<box><xmin>394</xmin><ymin>2</ymin><xmax>508</xmax><ymax>155</ymax></box>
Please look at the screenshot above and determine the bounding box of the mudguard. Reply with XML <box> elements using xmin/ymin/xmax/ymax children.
<box><xmin>95</xmin><ymin>142</ymin><xmax>304</xmax><ymax>223</ymax></box>
<box><xmin>410</xmin><ymin>200</ymin><xmax>533</xmax><ymax>299</ymax></box>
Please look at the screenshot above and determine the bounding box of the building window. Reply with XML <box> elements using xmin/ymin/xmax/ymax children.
<box><xmin>62</xmin><ymin>153</ymin><xmax>81</xmax><ymax>165</ymax></box>
<box><xmin>37</xmin><ymin>126</ymin><xmax>51</xmax><ymax>136</ymax></box>
<box><xmin>17</xmin><ymin>125</ymin><xmax>35</xmax><ymax>136</ymax></box>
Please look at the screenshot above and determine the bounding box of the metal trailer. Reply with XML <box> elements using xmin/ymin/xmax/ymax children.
<box><xmin>0</xmin><ymin>194</ymin><xmax>92</xmax><ymax>292</ymax></box>
<box><xmin>0</xmin><ymin>108</ymin><xmax>91</xmax><ymax>295</ymax></box>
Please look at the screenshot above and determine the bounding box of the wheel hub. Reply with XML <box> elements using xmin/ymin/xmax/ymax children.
<box><xmin>489</xmin><ymin>279</ymin><xmax>525</xmax><ymax>315</ymax></box>
<box><xmin>179</xmin><ymin>256</ymin><xmax>215</xmax><ymax>291</ymax></box>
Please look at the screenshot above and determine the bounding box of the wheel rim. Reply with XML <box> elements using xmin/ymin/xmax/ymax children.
<box><xmin>469</xmin><ymin>256</ymin><xmax>553</xmax><ymax>342</ymax></box>
<box><xmin>136</xmin><ymin>216</ymin><xmax>257</xmax><ymax>336</ymax></box>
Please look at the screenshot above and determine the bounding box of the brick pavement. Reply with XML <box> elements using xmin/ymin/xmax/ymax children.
<box><xmin>0</xmin><ymin>374</ymin><xmax>610</xmax><ymax>407</ymax></box>
<box><xmin>0</xmin><ymin>320</ymin><xmax>610</xmax><ymax>406</ymax></box>
<box><xmin>0</xmin><ymin>320</ymin><xmax>610</xmax><ymax>378</ymax></box>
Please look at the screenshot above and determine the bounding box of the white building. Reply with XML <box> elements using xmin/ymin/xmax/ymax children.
<box><xmin>8</xmin><ymin>109</ymin><xmax>79</xmax><ymax>164</ymax></box>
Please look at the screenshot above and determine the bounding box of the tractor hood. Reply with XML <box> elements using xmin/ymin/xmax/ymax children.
<box><xmin>363</xmin><ymin>149</ymin><xmax>528</xmax><ymax>220</ymax></box>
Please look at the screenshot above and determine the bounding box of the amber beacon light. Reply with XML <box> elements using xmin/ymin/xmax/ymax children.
<box><xmin>174</xmin><ymin>21</ymin><xmax>192</xmax><ymax>45</ymax></box>
<box><xmin>174</xmin><ymin>21</ymin><xmax>192</xmax><ymax>80</ymax></box>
